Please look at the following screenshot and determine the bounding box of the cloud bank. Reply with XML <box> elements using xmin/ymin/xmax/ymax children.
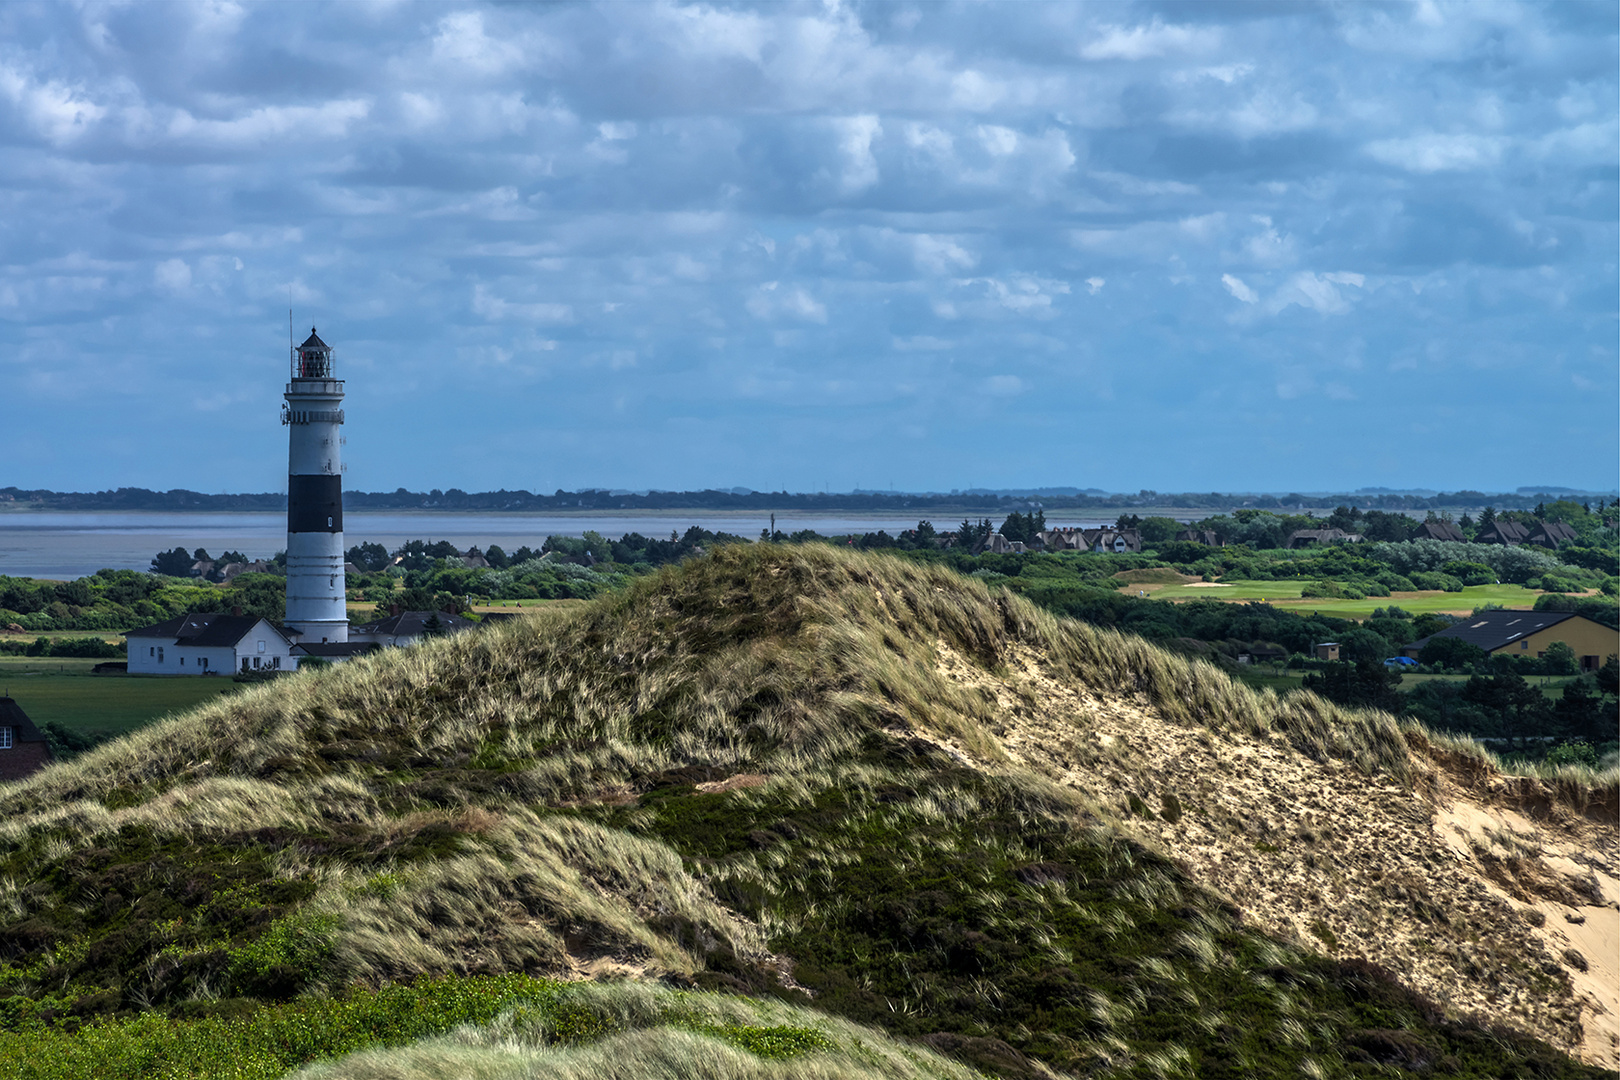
<box><xmin>0</xmin><ymin>0</ymin><xmax>1614</xmax><ymax>493</ymax></box>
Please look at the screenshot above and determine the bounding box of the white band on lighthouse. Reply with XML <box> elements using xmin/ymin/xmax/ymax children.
<box><xmin>284</xmin><ymin>328</ymin><xmax>348</xmax><ymax>644</ymax></box>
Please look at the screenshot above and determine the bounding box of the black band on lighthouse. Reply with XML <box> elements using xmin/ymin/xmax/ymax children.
<box><xmin>288</xmin><ymin>474</ymin><xmax>343</xmax><ymax>533</ymax></box>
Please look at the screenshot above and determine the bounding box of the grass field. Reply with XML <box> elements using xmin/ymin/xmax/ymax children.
<box><xmin>0</xmin><ymin>669</ymin><xmax>243</xmax><ymax>736</ymax></box>
<box><xmin>1121</xmin><ymin>580</ymin><xmax>1550</xmax><ymax>619</ymax></box>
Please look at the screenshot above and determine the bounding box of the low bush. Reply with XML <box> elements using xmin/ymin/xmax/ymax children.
<box><xmin>1409</xmin><ymin>571</ymin><xmax>1464</xmax><ymax>593</ymax></box>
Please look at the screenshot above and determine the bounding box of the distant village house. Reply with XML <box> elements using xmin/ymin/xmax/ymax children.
<box><xmin>1401</xmin><ymin>611</ymin><xmax>1616</xmax><ymax>673</ymax></box>
<box><xmin>1287</xmin><ymin>528</ymin><xmax>1363</xmax><ymax>549</ymax></box>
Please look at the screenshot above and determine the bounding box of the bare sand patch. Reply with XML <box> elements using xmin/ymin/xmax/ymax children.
<box><xmin>1434</xmin><ymin>800</ymin><xmax>1620</xmax><ymax>1069</ymax></box>
<box><xmin>1183</xmin><ymin>582</ymin><xmax>1232</xmax><ymax>588</ymax></box>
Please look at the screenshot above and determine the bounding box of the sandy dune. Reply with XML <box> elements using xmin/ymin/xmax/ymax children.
<box><xmin>923</xmin><ymin>641</ymin><xmax>1619</xmax><ymax>1069</ymax></box>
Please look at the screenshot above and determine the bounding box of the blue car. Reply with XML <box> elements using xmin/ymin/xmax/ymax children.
<box><xmin>1383</xmin><ymin>656</ymin><xmax>1418</xmax><ymax>667</ymax></box>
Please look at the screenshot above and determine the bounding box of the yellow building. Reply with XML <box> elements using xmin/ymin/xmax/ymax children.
<box><xmin>1402</xmin><ymin>611</ymin><xmax>1618</xmax><ymax>672</ymax></box>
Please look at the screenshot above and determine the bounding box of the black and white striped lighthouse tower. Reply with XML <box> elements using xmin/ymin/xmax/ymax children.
<box><xmin>282</xmin><ymin>328</ymin><xmax>348</xmax><ymax>643</ymax></box>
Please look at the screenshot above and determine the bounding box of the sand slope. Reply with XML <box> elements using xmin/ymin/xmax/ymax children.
<box><xmin>925</xmin><ymin>641</ymin><xmax>1618</xmax><ymax>1069</ymax></box>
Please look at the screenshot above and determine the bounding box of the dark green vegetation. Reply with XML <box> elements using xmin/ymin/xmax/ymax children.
<box><xmin>0</xmin><ymin>975</ymin><xmax>851</xmax><ymax>1080</ymax></box>
<box><xmin>0</xmin><ymin>545</ymin><xmax>1609</xmax><ymax>1078</ymax></box>
<box><xmin>0</xmin><ymin>570</ymin><xmax>287</xmax><ymax>633</ymax></box>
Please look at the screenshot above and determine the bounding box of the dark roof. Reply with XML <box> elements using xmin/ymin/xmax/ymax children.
<box><xmin>123</xmin><ymin>612</ymin><xmax>289</xmax><ymax>647</ymax></box>
<box><xmin>352</xmin><ymin>611</ymin><xmax>476</xmax><ymax>637</ymax></box>
<box><xmin>1418</xmin><ymin>521</ymin><xmax>1467</xmax><ymax>542</ymax></box>
<box><xmin>299</xmin><ymin>328</ymin><xmax>330</xmax><ymax>350</ymax></box>
<box><xmin>1478</xmin><ymin>521</ymin><xmax>1530</xmax><ymax>543</ymax></box>
<box><xmin>1405</xmin><ymin>610</ymin><xmax>1580</xmax><ymax>654</ymax></box>
<box><xmin>1527</xmin><ymin>522</ymin><xmax>1578</xmax><ymax>546</ymax></box>
<box><xmin>292</xmin><ymin>641</ymin><xmax>380</xmax><ymax>657</ymax></box>
<box><xmin>0</xmin><ymin>698</ymin><xmax>49</xmax><ymax>743</ymax></box>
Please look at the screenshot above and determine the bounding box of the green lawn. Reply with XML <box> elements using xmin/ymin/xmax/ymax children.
<box><xmin>1</xmin><ymin>669</ymin><xmax>242</xmax><ymax>738</ymax></box>
<box><xmin>1131</xmin><ymin>581</ymin><xmax>1549</xmax><ymax>619</ymax></box>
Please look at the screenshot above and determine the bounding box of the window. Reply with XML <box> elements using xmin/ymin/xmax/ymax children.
<box><xmin>257</xmin><ymin>640</ymin><xmax>266</xmax><ymax>653</ymax></box>
<box><xmin>253</xmin><ymin>657</ymin><xmax>260</xmax><ymax>669</ymax></box>
<box><xmin>180</xmin><ymin>656</ymin><xmax>186</xmax><ymax>666</ymax></box>
<box><xmin>0</xmin><ymin>727</ymin><xmax>11</xmax><ymax>749</ymax></box>
<box><xmin>149</xmin><ymin>647</ymin><xmax>154</xmax><ymax>657</ymax></box>
<box><xmin>1521</xmin><ymin>641</ymin><xmax>1529</xmax><ymax>650</ymax></box>
<box><xmin>242</xmin><ymin>658</ymin><xmax>250</xmax><ymax>672</ymax></box>
<box><xmin>158</xmin><ymin>647</ymin><xmax>164</xmax><ymax>663</ymax></box>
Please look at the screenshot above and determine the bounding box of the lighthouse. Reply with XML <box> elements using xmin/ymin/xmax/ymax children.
<box><xmin>282</xmin><ymin>328</ymin><xmax>348</xmax><ymax>643</ymax></box>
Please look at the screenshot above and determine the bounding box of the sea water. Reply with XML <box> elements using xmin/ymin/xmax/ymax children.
<box><xmin>0</xmin><ymin>509</ymin><xmax>1063</xmax><ymax>580</ymax></box>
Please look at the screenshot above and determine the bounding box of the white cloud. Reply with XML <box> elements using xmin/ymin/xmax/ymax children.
<box><xmin>965</xmin><ymin>276</ymin><xmax>1069</xmax><ymax>316</ymax></box>
<box><xmin>976</xmin><ymin>125</ymin><xmax>1019</xmax><ymax>157</ymax></box>
<box><xmin>1085</xmin><ymin>277</ymin><xmax>1105</xmax><ymax>295</ymax></box>
<box><xmin>1240</xmin><ymin>219</ymin><xmax>1296</xmax><ymax>267</ymax></box>
<box><xmin>746</xmin><ymin>282</ymin><xmax>827</xmax><ymax>323</ymax></box>
<box><xmin>1267</xmin><ymin>272</ymin><xmax>1365</xmax><ymax>316</ymax></box>
<box><xmin>154</xmin><ymin>259</ymin><xmax>191</xmax><ymax>293</ymax></box>
<box><xmin>163</xmin><ymin>99</ymin><xmax>370</xmax><ymax>147</ymax></box>
<box><xmin>951</xmin><ymin>70</ymin><xmax>1005</xmax><ymax>111</ymax></box>
<box><xmin>472</xmin><ymin>284</ymin><xmax>572</xmax><ymax>323</ymax></box>
<box><xmin>431</xmin><ymin>10</ymin><xmax>526</xmax><ymax>75</ymax></box>
<box><xmin>0</xmin><ymin>63</ymin><xmax>105</xmax><ymax>144</ymax></box>
<box><xmin>833</xmin><ymin>114</ymin><xmax>882</xmax><ymax>193</ymax></box>
<box><xmin>1364</xmin><ymin>133</ymin><xmax>1507</xmax><ymax>172</ymax></box>
<box><xmin>1221</xmin><ymin>274</ymin><xmax>1258</xmax><ymax>303</ymax></box>
<box><xmin>910</xmin><ymin>234</ymin><xmax>975</xmax><ymax>275</ymax></box>
<box><xmin>1080</xmin><ymin>19</ymin><xmax>1218</xmax><ymax>61</ymax></box>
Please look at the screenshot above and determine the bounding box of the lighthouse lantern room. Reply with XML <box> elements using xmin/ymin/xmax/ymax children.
<box><xmin>282</xmin><ymin>328</ymin><xmax>348</xmax><ymax>643</ymax></box>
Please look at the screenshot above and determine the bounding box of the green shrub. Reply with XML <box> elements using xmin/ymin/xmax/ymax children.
<box><xmin>1544</xmin><ymin>742</ymin><xmax>1600</xmax><ymax>769</ymax></box>
<box><xmin>227</xmin><ymin>912</ymin><xmax>338</xmax><ymax>998</ymax></box>
<box><xmin>1441</xmin><ymin>561</ymin><xmax>1496</xmax><ymax>587</ymax></box>
<box><xmin>1410</xmin><ymin>571</ymin><xmax>1464</xmax><ymax>593</ymax></box>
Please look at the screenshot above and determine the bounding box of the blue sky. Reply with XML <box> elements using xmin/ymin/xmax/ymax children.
<box><xmin>3</xmin><ymin>1</ymin><xmax>1615</xmax><ymax>495</ymax></box>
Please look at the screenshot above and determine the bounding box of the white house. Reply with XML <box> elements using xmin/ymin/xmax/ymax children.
<box><xmin>124</xmin><ymin>613</ymin><xmax>297</xmax><ymax>675</ymax></box>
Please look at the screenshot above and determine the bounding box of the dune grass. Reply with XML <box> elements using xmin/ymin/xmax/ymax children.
<box><xmin>294</xmin><ymin>981</ymin><xmax>976</xmax><ymax>1080</ymax></box>
<box><xmin>0</xmin><ymin>544</ymin><xmax>1609</xmax><ymax>1079</ymax></box>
